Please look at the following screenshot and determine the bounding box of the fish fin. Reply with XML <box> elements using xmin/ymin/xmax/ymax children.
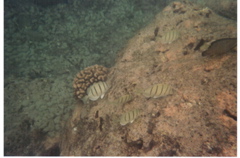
<box><xmin>110</xmin><ymin>101</ymin><xmax>118</xmax><ymax>106</ymax></box>
<box><xmin>88</xmin><ymin>94</ymin><xmax>99</xmax><ymax>101</ymax></box>
<box><xmin>81</xmin><ymin>96</ymin><xmax>89</xmax><ymax>104</ymax></box>
<box><xmin>104</xmin><ymin>100</ymin><xmax>114</xmax><ymax>107</ymax></box>
<box><xmin>133</xmin><ymin>87</ymin><xmax>143</xmax><ymax>96</ymax></box>
<box><xmin>101</xmin><ymin>93</ymin><xmax>105</xmax><ymax>99</ymax></box>
<box><xmin>120</xmin><ymin>122</ymin><xmax>127</xmax><ymax>126</ymax></box>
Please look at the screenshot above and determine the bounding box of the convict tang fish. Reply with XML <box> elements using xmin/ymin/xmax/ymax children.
<box><xmin>143</xmin><ymin>83</ymin><xmax>173</xmax><ymax>98</ymax></box>
<box><xmin>87</xmin><ymin>81</ymin><xmax>109</xmax><ymax>101</ymax></box>
<box><xmin>120</xmin><ymin>109</ymin><xmax>141</xmax><ymax>126</ymax></box>
<box><xmin>113</xmin><ymin>94</ymin><xmax>133</xmax><ymax>105</ymax></box>
<box><xmin>161</xmin><ymin>30</ymin><xmax>179</xmax><ymax>44</ymax></box>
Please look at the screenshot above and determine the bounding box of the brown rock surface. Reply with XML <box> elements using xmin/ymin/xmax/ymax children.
<box><xmin>59</xmin><ymin>1</ymin><xmax>236</xmax><ymax>156</ymax></box>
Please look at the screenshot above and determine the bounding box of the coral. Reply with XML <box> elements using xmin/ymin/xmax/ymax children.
<box><xmin>73</xmin><ymin>65</ymin><xmax>109</xmax><ymax>99</ymax></box>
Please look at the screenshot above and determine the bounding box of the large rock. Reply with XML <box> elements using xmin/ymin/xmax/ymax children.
<box><xmin>191</xmin><ymin>0</ymin><xmax>237</xmax><ymax>20</ymax></box>
<box><xmin>58</xmin><ymin>1</ymin><xmax>236</xmax><ymax>156</ymax></box>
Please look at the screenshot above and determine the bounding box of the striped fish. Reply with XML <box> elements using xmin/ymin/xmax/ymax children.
<box><xmin>87</xmin><ymin>81</ymin><xmax>109</xmax><ymax>101</ymax></box>
<box><xmin>114</xmin><ymin>94</ymin><xmax>133</xmax><ymax>105</ymax></box>
<box><xmin>143</xmin><ymin>84</ymin><xmax>173</xmax><ymax>98</ymax></box>
<box><xmin>120</xmin><ymin>109</ymin><xmax>141</xmax><ymax>126</ymax></box>
<box><xmin>161</xmin><ymin>30</ymin><xmax>179</xmax><ymax>44</ymax></box>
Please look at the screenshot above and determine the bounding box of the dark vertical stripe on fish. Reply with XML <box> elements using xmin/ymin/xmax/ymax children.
<box><xmin>123</xmin><ymin>96</ymin><xmax>127</xmax><ymax>103</ymax></box>
<box><xmin>120</xmin><ymin>97</ymin><xmax>124</xmax><ymax>103</ymax></box>
<box><xmin>166</xmin><ymin>85</ymin><xmax>171</xmax><ymax>94</ymax></box>
<box><xmin>168</xmin><ymin>32</ymin><xmax>172</xmax><ymax>43</ymax></box>
<box><xmin>168</xmin><ymin>32</ymin><xmax>171</xmax><ymax>42</ymax></box>
<box><xmin>125</xmin><ymin>113</ymin><xmax>128</xmax><ymax>123</ymax></box>
<box><xmin>126</xmin><ymin>96</ymin><xmax>129</xmax><ymax>102</ymax></box>
<box><xmin>163</xmin><ymin>85</ymin><xmax>168</xmax><ymax>95</ymax></box>
<box><xmin>154</xmin><ymin>85</ymin><xmax>159</xmax><ymax>97</ymax></box>
<box><xmin>93</xmin><ymin>86</ymin><xmax>98</xmax><ymax>96</ymax></box>
<box><xmin>133</xmin><ymin>110</ymin><xmax>136</xmax><ymax>120</ymax></box>
<box><xmin>98</xmin><ymin>82</ymin><xmax>103</xmax><ymax>94</ymax></box>
<box><xmin>127</xmin><ymin>112</ymin><xmax>130</xmax><ymax>122</ymax></box>
<box><xmin>158</xmin><ymin>84</ymin><xmax>163</xmax><ymax>96</ymax></box>
<box><xmin>129</xmin><ymin>111</ymin><xmax>132</xmax><ymax>121</ymax></box>
<box><xmin>170</xmin><ymin>31</ymin><xmax>173</xmax><ymax>42</ymax></box>
<box><xmin>164</xmin><ymin>85</ymin><xmax>169</xmax><ymax>95</ymax></box>
<box><xmin>104</xmin><ymin>82</ymin><xmax>108</xmax><ymax>90</ymax></box>
<box><xmin>90</xmin><ymin>88</ymin><xmax>95</xmax><ymax>96</ymax></box>
<box><xmin>150</xmin><ymin>86</ymin><xmax>154</xmax><ymax>97</ymax></box>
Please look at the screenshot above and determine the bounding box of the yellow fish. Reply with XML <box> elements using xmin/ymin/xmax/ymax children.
<box><xmin>120</xmin><ymin>109</ymin><xmax>141</xmax><ymax>126</ymax></box>
<box><xmin>87</xmin><ymin>81</ymin><xmax>109</xmax><ymax>101</ymax></box>
<box><xmin>161</xmin><ymin>30</ymin><xmax>179</xmax><ymax>44</ymax></box>
<box><xmin>113</xmin><ymin>94</ymin><xmax>133</xmax><ymax>105</ymax></box>
<box><xmin>143</xmin><ymin>83</ymin><xmax>173</xmax><ymax>98</ymax></box>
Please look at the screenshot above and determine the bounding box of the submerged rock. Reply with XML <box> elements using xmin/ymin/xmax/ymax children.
<box><xmin>59</xmin><ymin>1</ymin><xmax>236</xmax><ymax>156</ymax></box>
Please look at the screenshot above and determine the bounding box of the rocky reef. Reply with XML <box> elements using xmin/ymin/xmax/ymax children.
<box><xmin>58</xmin><ymin>1</ymin><xmax>236</xmax><ymax>156</ymax></box>
<box><xmin>4</xmin><ymin>0</ymin><xmax>236</xmax><ymax>156</ymax></box>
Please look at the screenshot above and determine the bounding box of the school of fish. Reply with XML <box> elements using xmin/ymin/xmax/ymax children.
<box><xmin>82</xmin><ymin>80</ymin><xmax>173</xmax><ymax>126</ymax></box>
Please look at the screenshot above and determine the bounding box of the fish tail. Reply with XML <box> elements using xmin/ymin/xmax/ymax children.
<box><xmin>133</xmin><ymin>87</ymin><xmax>143</xmax><ymax>96</ymax></box>
<box><xmin>81</xmin><ymin>95</ymin><xmax>89</xmax><ymax>104</ymax></box>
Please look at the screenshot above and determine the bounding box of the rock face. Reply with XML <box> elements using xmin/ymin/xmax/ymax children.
<box><xmin>59</xmin><ymin>1</ymin><xmax>236</xmax><ymax>156</ymax></box>
<box><xmin>190</xmin><ymin>0</ymin><xmax>237</xmax><ymax>20</ymax></box>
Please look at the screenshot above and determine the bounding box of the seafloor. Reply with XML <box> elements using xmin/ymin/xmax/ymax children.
<box><xmin>4</xmin><ymin>0</ymin><xmax>237</xmax><ymax>156</ymax></box>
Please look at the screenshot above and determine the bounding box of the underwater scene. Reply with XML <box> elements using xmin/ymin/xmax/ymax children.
<box><xmin>4</xmin><ymin>0</ymin><xmax>237</xmax><ymax>156</ymax></box>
